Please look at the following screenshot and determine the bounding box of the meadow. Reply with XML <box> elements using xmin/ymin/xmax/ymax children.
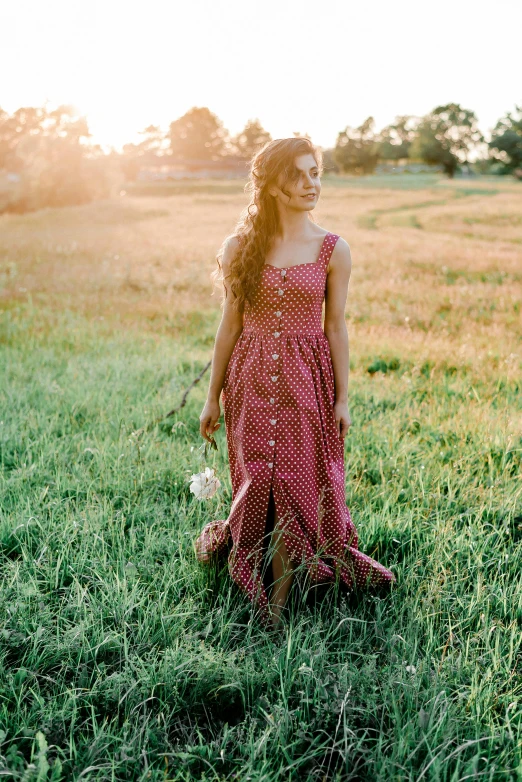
<box><xmin>0</xmin><ymin>173</ymin><xmax>521</xmax><ymax>780</ymax></box>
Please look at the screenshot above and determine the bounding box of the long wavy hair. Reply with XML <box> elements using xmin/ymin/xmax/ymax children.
<box><xmin>211</xmin><ymin>137</ymin><xmax>323</xmax><ymax>313</ymax></box>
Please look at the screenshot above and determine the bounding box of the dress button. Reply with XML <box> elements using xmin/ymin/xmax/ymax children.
<box><xmin>268</xmin><ymin>462</ymin><xmax>273</xmax><ymax>468</ymax></box>
<box><xmin>269</xmin><ymin>397</ymin><xmax>275</xmax><ymax>404</ymax></box>
<box><xmin>272</xmin><ymin>353</ymin><xmax>279</xmax><ymax>360</ymax></box>
<box><xmin>278</xmin><ymin>289</ymin><xmax>284</xmax><ymax>296</ymax></box>
<box><xmin>269</xmin><ymin>440</ymin><xmax>275</xmax><ymax>446</ymax></box>
<box><xmin>273</xmin><ymin>331</ymin><xmax>280</xmax><ymax>338</ymax></box>
<box><xmin>276</xmin><ymin>311</ymin><xmax>282</xmax><ymax>317</ymax></box>
<box><xmin>270</xmin><ymin>419</ymin><xmax>277</xmax><ymax>425</ymax></box>
<box><xmin>281</xmin><ymin>270</ymin><xmax>287</xmax><ymax>277</ymax></box>
<box><xmin>271</xmin><ymin>375</ymin><xmax>278</xmax><ymax>382</ymax></box>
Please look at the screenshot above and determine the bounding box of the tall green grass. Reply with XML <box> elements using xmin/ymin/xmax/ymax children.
<box><xmin>0</xmin><ymin>304</ymin><xmax>521</xmax><ymax>780</ymax></box>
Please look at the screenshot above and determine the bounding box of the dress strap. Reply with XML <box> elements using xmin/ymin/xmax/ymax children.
<box><xmin>319</xmin><ymin>232</ymin><xmax>340</xmax><ymax>270</ymax></box>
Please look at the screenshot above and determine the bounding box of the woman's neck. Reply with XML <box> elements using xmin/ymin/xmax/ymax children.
<box><xmin>275</xmin><ymin>211</ymin><xmax>313</xmax><ymax>242</ymax></box>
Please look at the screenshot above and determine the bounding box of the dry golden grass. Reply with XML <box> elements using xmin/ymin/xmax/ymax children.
<box><xmin>1</xmin><ymin>175</ymin><xmax>521</xmax><ymax>377</ymax></box>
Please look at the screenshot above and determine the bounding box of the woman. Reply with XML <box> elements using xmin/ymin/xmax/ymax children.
<box><xmin>195</xmin><ymin>137</ymin><xmax>395</xmax><ymax>630</ymax></box>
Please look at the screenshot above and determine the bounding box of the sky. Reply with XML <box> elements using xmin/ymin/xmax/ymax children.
<box><xmin>1</xmin><ymin>0</ymin><xmax>520</xmax><ymax>153</ymax></box>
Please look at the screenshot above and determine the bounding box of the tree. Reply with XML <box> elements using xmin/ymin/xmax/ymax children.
<box><xmin>121</xmin><ymin>124</ymin><xmax>169</xmax><ymax>181</ymax></box>
<box><xmin>489</xmin><ymin>104</ymin><xmax>522</xmax><ymax>174</ymax></box>
<box><xmin>231</xmin><ymin>118</ymin><xmax>271</xmax><ymax>160</ymax></box>
<box><xmin>32</xmin><ymin>105</ymin><xmax>94</xmax><ymax>207</ymax></box>
<box><xmin>409</xmin><ymin>103</ymin><xmax>484</xmax><ymax>178</ymax></box>
<box><xmin>321</xmin><ymin>148</ymin><xmax>339</xmax><ymax>174</ymax></box>
<box><xmin>334</xmin><ymin>117</ymin><xmax>380</xmax><ymax>175</ymax></box>
<box><xmin>135</xmin><ymin>124</ymin><xmax>169</xmax><ymax>157</ymax></box>
<box><xmin>0</xmin><ymin>104</ymin><xmax>118</xmax><ymax>213</ymax></box>
<box><xmin>379</xmin><ymin>115</ymin><xmax>420</xmax><ymax>161</ymax></box>
<box><xmin>0</xmin><ymin>106</ymin><xmax>47</xmax><ymax>172</ymax></box>
<box><xmin>168</xmin><ymin>107</ymin><xmax>228</xmax><ymax>161</ymax></box>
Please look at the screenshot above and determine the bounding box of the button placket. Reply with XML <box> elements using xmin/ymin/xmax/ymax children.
<box><xmin>267</xmin><ymin>269</ymin><xmax>286</xmax><ymax>469</ymax></box>
<box><xmin>274</xmin><ymin>268</ymin><xmax>285</xmax><ymax>336</ymax></box>
<box><xmin>268</xmin><ymin>356</ymin><xmax>278</xmax><ymax>462</ymax></box>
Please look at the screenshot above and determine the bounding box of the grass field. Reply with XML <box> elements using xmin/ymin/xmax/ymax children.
<box><xmin>0</xmin><ymin>174</ymin><xmax>521</xmax><ymax>780</ymax></box>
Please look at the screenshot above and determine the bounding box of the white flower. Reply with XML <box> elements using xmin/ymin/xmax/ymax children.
<box><xmin>189</xmin><ymin>467</ymin><xmax>221</xmax><ymax>500</ymax></box>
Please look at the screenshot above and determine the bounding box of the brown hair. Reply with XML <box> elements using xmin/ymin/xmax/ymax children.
<box><xmin>212</xmin><ymin>137</ymin><xmax>323</xmax><ymax>313</ymax></box>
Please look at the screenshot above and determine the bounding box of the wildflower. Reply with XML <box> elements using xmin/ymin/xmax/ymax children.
<box><xmin>189</xmin><ymin>467</ymin><xmax>221</xmax><ymax>500</ymax></box>
<box><xmin>128</xmin><ymin>428</ymin><xmax>144</xmax><ymax>445</ymax></box>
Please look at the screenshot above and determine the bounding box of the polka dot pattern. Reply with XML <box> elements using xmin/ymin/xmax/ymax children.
<box><xmin>194</xmin><ymin>232</ymin><xmax>396</xmax><ymax>625</ymax></box>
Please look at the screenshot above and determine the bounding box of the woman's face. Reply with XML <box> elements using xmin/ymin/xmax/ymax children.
<box><xmin>269</xmin><ymin>153</ymin><xmax>321</xmax><ymax>211</ymax></box>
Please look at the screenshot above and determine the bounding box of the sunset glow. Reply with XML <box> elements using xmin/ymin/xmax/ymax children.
<box><xmin>2</xmin><ymin>0</ymin><xmax>521</xmax><ymax>150</ymax></box>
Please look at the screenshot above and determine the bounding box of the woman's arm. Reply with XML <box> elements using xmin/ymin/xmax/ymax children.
<box><xmin>199</xmin><ymin>236</ymin><xmax>244</xmax><ymax>442</ymax></box>
<box><xmin>323</xmin><ymin>238</ymin><xmax>352</xmax><ymax>438</ymax></box>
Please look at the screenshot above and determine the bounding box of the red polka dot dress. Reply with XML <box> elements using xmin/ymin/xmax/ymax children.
<box><xmin>195</xmin><ymin>232</ymin><xmax>396</xmax><ymax>625</ymax></box>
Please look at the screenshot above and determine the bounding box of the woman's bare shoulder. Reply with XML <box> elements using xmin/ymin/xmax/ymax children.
<box><xmin>328</xmin><ymin>235</ymin><xmax>352</xmax><ymax>273</ymax></box>
<box><xmin>332</xmin><ymin>235</ymin><xmax>351</xmax><ymax>253</ymax></box>
<box><xmin>223</xmin><ymin>233</ymin><xmax>241</xmax><ymax>251</ymax></box>
<box><xmin>221</xmin><ymin>234</ymin><xmax>242</xmax><ymax>272</ymax></box>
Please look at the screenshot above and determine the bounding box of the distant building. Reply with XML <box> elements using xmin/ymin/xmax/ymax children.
<box><xmin>137</xmin><ymin>156</ymin><xmax>249</xmax><ymax>181</ymax></box>
<box><xmin>374</xmin><ymin>161</ymin><xmax>444</xmax><ymax>174</ymax></box>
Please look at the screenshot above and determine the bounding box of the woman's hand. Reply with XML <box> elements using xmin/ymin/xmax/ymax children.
<box><xmin>199</xmin><ymin>397</ymin><xmax>222</xmax><ymax>443</ymax></box>
<box><xmin>333</xmin><ymin>400</ymin><xmax>352</xmax><ymax>439</ymax></box>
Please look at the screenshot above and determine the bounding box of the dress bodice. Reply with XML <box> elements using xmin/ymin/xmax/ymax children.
<box><xmin>242</xmin><ymin>233</ymin><xmax>339</xmax><ymax>336</ymax></box>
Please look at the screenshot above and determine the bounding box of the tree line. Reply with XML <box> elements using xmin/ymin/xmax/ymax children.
<box><xmin>0</xmin><ymin>101</ymin><xmax>520</xmax><ymax>214</ymax></box>
<box><xmin>122</xmin><ymin>103</ymin><xmax>522</xmax><ymax>180</ymax></box>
